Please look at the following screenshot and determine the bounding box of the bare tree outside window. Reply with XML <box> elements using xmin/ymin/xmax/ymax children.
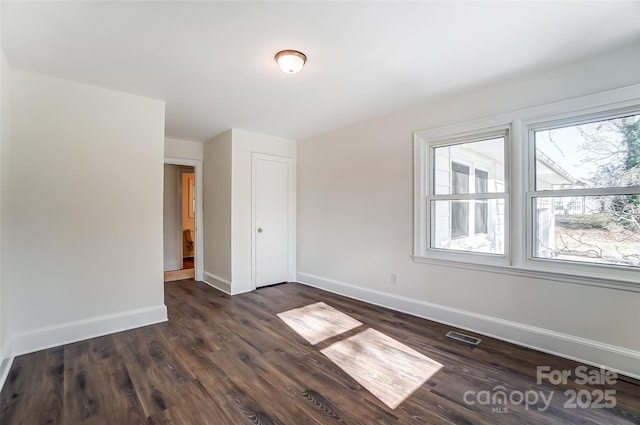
<box><xmin>533</xmin><ymin>113</ymin><xmax>640</xmax><ymax>267</ymax></box>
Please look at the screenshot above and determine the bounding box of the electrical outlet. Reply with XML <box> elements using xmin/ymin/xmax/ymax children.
<box><xmin>390</xmin><ymin>272</ymin><xmax>398</xmax><ymax>285</ymax></box>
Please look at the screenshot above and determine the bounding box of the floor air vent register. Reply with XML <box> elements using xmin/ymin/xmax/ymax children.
<box><xmin>446</xmin><ymin>330</ymin><xmax>481</xmax><ymax>345</ymax></box>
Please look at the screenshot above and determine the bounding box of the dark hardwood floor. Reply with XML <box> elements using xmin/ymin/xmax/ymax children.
<box><xmin>1</xmin><ymin>280</ymin><xmax>639</xmax><ymax>424</ymax></box>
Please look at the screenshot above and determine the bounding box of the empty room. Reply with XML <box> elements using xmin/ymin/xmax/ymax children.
<box><xmin>0</xmin><ymin>1</ymin><xmax>639</xmax><ymax>424</ymax></box>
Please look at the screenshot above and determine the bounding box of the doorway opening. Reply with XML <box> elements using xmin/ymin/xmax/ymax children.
<box><xmin>163</xmin><ymin>157</ymin><xmax>203</xmax><ymax>282</ymax></box>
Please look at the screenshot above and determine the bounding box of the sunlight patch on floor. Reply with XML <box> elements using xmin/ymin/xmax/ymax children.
<box><xmin>321</xmin><ymin>328</ymin><xmax>443</xmax><ymax>409</ymax></box>
<box><xmin>277</xmin><ymin>302</ymin><xmax>363</xmax><ymax>344</ymax></box>
<box><xmin>278</xmin><ymin>302</ymin><xmax>443</xmax><ymax>409</ymax></box>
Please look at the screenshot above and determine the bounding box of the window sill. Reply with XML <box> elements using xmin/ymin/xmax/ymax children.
<box><xmin>412</xmin><ymin>255</ymin><xmax>640</xmax><ymax>293</ymax></box>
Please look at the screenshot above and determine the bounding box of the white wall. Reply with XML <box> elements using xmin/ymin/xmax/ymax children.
<box><xmin>202</xmin><ymin>129</ymin><xmax>296</xmax><ymax>294</ymax></box>
<box><xmin>0</xmin><ymin>46</ymin><xmax>9</xmax><ymax>379</ymax></box>
<box><xmin>231</xmin><ymin>129</ymin><xmax>296</xmax><ymax>294</ymax></box>
<box><xmin>163</xmin><ymin>164</ymin><xmax>181</xmax><ymax>271</ymax></box>
<box><xmin>203</xmin><ymin>130</ymin><xmax>232</xmax><ymax>291</ymax></box>
<box><xmin>4</xmin><ymin>69</ymin><xmax>167</xmax><ymax>355</ymax></box>
<box><xmin>297</xmin><ymin>43</ymin><xmax>640</xmax><ymax>377</ymax></box>
<box><xmin>165</xmin><ymin>137</ymin><xmax>203</xmax><ymax>161</ymax></box>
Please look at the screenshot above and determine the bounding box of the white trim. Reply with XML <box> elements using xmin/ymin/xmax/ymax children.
<box><xmin>201</xmin><ymin>273</ymin><xmax>255</xmax><ymax>296</ymax></box>
<box><xmin>8</xmin><ymin>305</ymin><xmax>167</xmax><ymax>358</ymax></box>
<box><xmin>523</xmin><ymin>102</ymin><xmax>640</xmax><ymax>133</ymax></box>
<box><xmin>511</xmin><ymin>118</ymin><xmax>527</xmax><ymax>270</ymax></box>
<box><xmin>296</xmin><ymin>272</ymin><xmax>640</xmax><ymax>380</ymax></box>
<box><xmin>163</xmin><ymin>259</ymin><xmax>182</xmax><ymax>272</ymax></box>
<box><xmin>413</xmin><ymin>84</ymin><xmax>640</xmax><ymax>150</ymax></box>
<box><xmin>413</xmin><ymin>135</ymin><xmax>428</xmax><ymax>258</ymax></box>
<box><xmin>429</xmin><ymin>192</ymin><xmax>509</xmax><ymax>201</ymax></box>
<box><xmin>412</xmin><ymin>255</ymin><xmax>640</xmax><ymax>292</ymax></box>
<box><xmin>177</xmin><ymin>167</ymin><xmax>189</xmax><ymax>267</ymax></box>
<box><xmin>230</xmin><ymin>280</ymin><xmax>255</xmax><ymax>295</ymax></box>
<box><xmin>529</xmin><ymin>187</ymin><xmax>640</xmax><ymax>198</ymax></box>
<box><xmin>0</xmin><ymin>342</ymin><xmax>15</xmax><ymax>392</ymax></box>
<box><xmin>203</xmin><ymin>271</ymin><xmax>231</xmax><ymax>294</ymax></box>
<box><xmin>164</xmin><ymin>157</ymin><xmax>204</xmax><ymax>281</ymax></box>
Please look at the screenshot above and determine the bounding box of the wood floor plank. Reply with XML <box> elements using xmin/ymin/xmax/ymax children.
<box><xmin>62</xmin><ymin>337</ymin><xmax>148</xmax><ymax>425</ymax></box>
<box><xmin>111</xmin><ymin>325</ymin><xmax>202</xmax><ymax>420</ymax></box>
<box><xmin>1</xmin><ymin>280</ymin><xmax>639</xmax><ymax>424</ymax></box>
<box><xmin>0</xmin><ymin>347</ymin><xmax>64</xmax><ymax>425</ymax></box>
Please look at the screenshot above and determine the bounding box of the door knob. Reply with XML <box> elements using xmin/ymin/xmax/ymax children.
<box><xmin>257</xmin><ymin>227</ymin><xmax>263</xmax><ymax>233</ymax></box>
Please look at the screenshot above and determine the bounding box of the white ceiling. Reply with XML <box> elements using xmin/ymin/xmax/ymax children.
<box><xmin>3</xmin><ymin>1</ymin><xmax>640</xmax><ymax>142</ymax></box>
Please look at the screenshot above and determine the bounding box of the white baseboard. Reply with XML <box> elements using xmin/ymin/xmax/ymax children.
<box><xmin>297</xmin><ymin>272</ymin><xmax>640</xmax><ymax>380</ymax></box>
<box><xmin>0</xmin><ymin>340</ymin><xmax>15</xmax><ymax>393</ymax></box>
<box><xmin>163</xmin><ymin>260</ymin><xmax>181</xmax><ymax>272</ymax></box>
<box><xmin>231</xmin><ymin>279</ymin><xmax>255</xmax><ymax>295</ymax></box>
<box><xmin>8</xmin><ymin>304</ymin><xmax>167</xmax><ymax>359</ymax></box>
<box><xmin>203</xmin><ymin>271</ymin><xmax>231</xmax><ymax>294</ymax></box>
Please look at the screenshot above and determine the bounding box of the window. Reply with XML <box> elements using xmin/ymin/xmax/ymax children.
<box><xmin>451</xmin><ymin>200</ymin><xmax>469</xmax><ymax>238</ymax></box>
<box><xmin>452</xmin><ymin>162</ymin><xmax>470</xmax><ymax>194</ymax></box>
<box><xmin>417</xmin><ymin>128</ymin><xmax>508</xmax><ymax>261</ymax></box>
<box><xmin>529</xmin><ymin>110</ymin><xmax>640</xmax><ymax>269</ymax></box>
<box><xmin>415</xmin><ymin>86</ymin><xmax>640</xmax><ymax>287</ymax></box>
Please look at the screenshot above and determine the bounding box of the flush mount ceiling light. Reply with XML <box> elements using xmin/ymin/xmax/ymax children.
<box><xmin>275</xmin><ymin>50</ymin><xmax>307</xmax><ymax>74</ymax></box>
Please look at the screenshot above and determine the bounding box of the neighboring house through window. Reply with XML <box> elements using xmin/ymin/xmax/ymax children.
<box><xmin>474</xmin><ymin>169</ymin><xmax>489</xmax><ymax>235</ymax></box>
<box><xmin>450</xmin><ymin>163</ymin><xmax>489</xmax><ymax>238</ymax></box>
<box><xmin>426</xmin><ymin>130</ymin><xmax>508</xmax><ymax>259</ymax></box>
<box><xmin>451</xmin><ymin>162</ymin><xmax>469</xmax><ymax>238</ymax></box>
<box><xmin>414</xmin><ymin>84</ymin><xmax>639</xmax><ymax>287</ymax></box>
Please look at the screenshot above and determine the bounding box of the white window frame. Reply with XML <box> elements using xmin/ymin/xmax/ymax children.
<box><xmin>414</xmin><ymin>123</ymin><xmax>511</xmax><ymax>267</ymax></box>
<box><xmin>414</xmin><ymin>84</ymin><xmax>640</xmax><ymax>292</ymax></box>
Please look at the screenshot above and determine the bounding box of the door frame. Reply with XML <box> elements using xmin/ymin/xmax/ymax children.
<box><xmin>251</xmin><ymin>152</ymin><xmax>296</xmax><ymax>289</ymax></box>
<box><xmin>164</xmin><ymin>157</ymin><xmax>204</xmax><ymax>281</ymax></box>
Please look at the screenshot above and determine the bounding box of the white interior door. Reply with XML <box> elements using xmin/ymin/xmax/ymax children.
<box><xmin>253</xmin><ymin>155</ymin><xmax>291</xmax><ymax>287</ymax></box>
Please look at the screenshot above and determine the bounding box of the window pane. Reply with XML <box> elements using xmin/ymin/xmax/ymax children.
<box><xmin>533</xmin><ymin>196</ymin><xmax>639</xmax><ymax>267</ymax></box>
<box><xmin>535</xmin><ymin>114</ymin><xmax>640</xmax><ymax>190</ymax></box>
<box><xmin>431</xmin><ymin>199</ymin><xmax>505</xmax><ymax>254</ymax></box>
<box><xmin>451</xmin><ymin>200</ymin><xmax>468</xmax><ymax>237</ymax></box>
<box><xmin>452</xmin><ymin>162</ymin><xmax>469</xmax><ymax>194</ymax></box>
<box><xmin>475</xmin><ymin>201</ymin><xmax>488</xmax><ymax>234</ymax></box>
<box><xmin>475</xmin><ymin>169</ymin><xmax>488</xmax><ymax>193</ymax></box>
<box><xmin>433</xmin><ymin>137</ymin><xmax>505</xmax><ymax>195</ymax></box>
